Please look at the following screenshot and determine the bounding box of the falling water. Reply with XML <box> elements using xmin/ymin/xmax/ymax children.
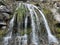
<box><xmin>3</xmin><ymin>15</ymin><xmax>15</xmax><ymax>45</ymax></box>
<box><xmin>32</xmin><ymin>6</ymin><xmax>40</xmax><ymax>45</ymax></box>
<box><xmin>39</xmin><ymin>10</ymin><xmax>59</xmax><ymax>44</ymax></box>
<box><xmin>3</xmin><ymin>2</ymin><xmax>59</xmax><ymax>45</ymax></box>
<box><xmin>27</xmin><ymin>4</ymin><xmax>39</xmax><ymax>45</ymax></box>
<box><xmin>22</xmin><ymin>15</ymin><xmax>28</xmax><ymax>45</ymax></box>
<box><xmin>32</xmin><ymin>5</ymin><xmax>59</xmax><ymax>44</ymax></box>
<box><xmin>24</xmin><ymin>15</ymin><xmax>28</xmax><ymax>34</ymax></box>
<box><xmin>32</xmin><ymin>7</ymin><xmax>40</xmax><ymax>30</ymax></box>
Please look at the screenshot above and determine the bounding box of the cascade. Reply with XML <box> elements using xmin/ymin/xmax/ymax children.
<box><xmin>3</xmin><ymin>3</ymin><xmax>59</xmax><ymax>45</ymax></box>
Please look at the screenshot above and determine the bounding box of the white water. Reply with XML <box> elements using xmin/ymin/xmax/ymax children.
<box><xmin>3</xmin><ymin>3</ymin><xmax>59</xmax><ymax>45</ymax></box>
<box><xmin>32</xmin><ymin>5</ymin><xmax>40</xmax><ymax>45</ymax></box>
<box><xmin>39</xmin><ymin>9</ymin><xmax>59</xmax><ymax>44</ymax></box>
<box><xmin>15</xmin><ymin>36</ymin><xmax>21</xmax><ymax>45</ymax></box>
<box><xmin>21</xmin><ymin>34</ymin><xmax>27</xmax><ymax>45</ymax></box>
<box><xmin>32</xmin><ymin>6</ymin><xmax>40</xmax><ymax>31</ymax></box>
<box><xmin>32</xmin><ymin>5</ymin><xmax>59</xmax><ymax>44</ymax></box>
<box><xmin>3</xmin><ymin>15</ymin><xmax>15</xmax><ymax>45</ymax></box>
<box><xmin>22</xmin><ymin>15</ymin><xmax>28</xmax><ymax>45</ymax></box>
<box><xmin>27</xmin><ymin>4</ymin><xmax>38</xmax><ymax>45</ymax></box>
<box><xmin>25</xmin><ymin>15</ymin><xmax>28</xmax><ymax>33</ymax></box>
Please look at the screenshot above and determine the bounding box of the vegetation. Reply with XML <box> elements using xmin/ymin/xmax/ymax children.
<box><xmin>0</xmin><ymin>29</ymin><xmax>8</xmax><ymax>37</ymax></box>
<box><xmin>16</xmin><ymin>3</ymin><xmax>26</xmax><ymax>21</ymax></box>
<box><xmin>43</xmin><ymin>7</ymin><xmax>52</xmax><ymax>15</ymax></box>
<box><xmin>43</xmin><ymin>7</ymin><xmax>60</xmax><ymax>38</ymax></box>
<box><xmin>43</xmin><ymin>7</ymin><xmax>56</xmax><ymax>34</ymax></box>
<box><xmin>15</xmin><ymin>3</ymin><xmax>32</xmax><ymax>35</ymax></box>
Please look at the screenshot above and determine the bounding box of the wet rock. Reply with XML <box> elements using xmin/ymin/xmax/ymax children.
<box><xmin>49</xmin><ymin>42</ymin><xmax>59</xmax><ymax>45</ymax></box>
<box><xmin>2</xmin><ymin>13</ymin><xmax>10</xmax><ymax>22</ymax></box>
<box><xmin>0</xmin><ymin>22</ymin><xmax>6</xmax><ymax>26</ymax></box>
<box><xmin>0</xmin><ymin>22</ymin><xmax>6</xmax><ymax>29</ymax></box>
<box><xmin>2</xmin><ymin>26</ymin><xmax>6</xmax><ymax>29</ymax></box>
<box><xmin>0</xmin><ymin>1</ymin><xmax>5</xmax><ymax>5</ymax></box>
<box><xmin>0</xmin><ymin>13</ymin><xmax>10</xmax><ymax>23</ymax></box>
<box><xmin>57</xmin><ymin>3</ymin><xmax>60</xmax><ymax>7</ymax></box>
<box><xmin>54</xmin><ymin>15</ymin><xmax>60</xmax><ymax>23</ymax></box>
<box><xmin>0</xmin><ymin>14</ymin><xmax>4</xmax><ymax>21</ymax></box>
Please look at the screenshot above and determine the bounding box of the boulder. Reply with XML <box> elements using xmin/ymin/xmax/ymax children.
<box><xmin>54</xmin><ymin>15</ymin><xmax>60</xmax><ymax>23</ymax></box>
<box><xmin>0</xmin><ymin>22</ymin><xmax>6</xmax><ymax>26</ymax></box>
<box><xmin>0</xmin><ymin>5</ymin><xmax>12</xmax><ymax>15</ymax></box>
<box><xmin>0</xmin><ymin>22</ymin><xmax>6</xmax><ymax>29</ymax></box>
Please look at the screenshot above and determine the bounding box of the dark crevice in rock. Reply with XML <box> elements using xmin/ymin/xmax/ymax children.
<box><xmin>16</xmin><ymin>0</ymin><xmax>27</xmax><ymax>2</ymax></box>
<box><xmin>55</xmin><ymin>23</ymin><xmax>60</xmax><ymax>27</ymax></box>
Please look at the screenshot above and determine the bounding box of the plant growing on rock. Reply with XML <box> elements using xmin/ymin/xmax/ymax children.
<box><xmin>14</xmin><ymin>3</ymin><xmax>32</xmax><ymax>35</ymax></box>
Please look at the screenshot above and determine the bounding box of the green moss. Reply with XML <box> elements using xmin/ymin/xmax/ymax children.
<box><xmin>19</xmin><ymin>28</ymin><xmax>32</xmax><ymax>35</ymax></box>
<box><xmin>14</xmin><ymin>3</ymin><xmax>31</xmax><ymax>36</ymax></box>
<box><xmin>42</xmin><ymin>7</ymin><xmax>56</xmax><ymax>34</ymax></box>
<box><xmin>0</xmin><ymin>29</ymin><xmax>8</xmax><ymax>37</ymax></box>
<box><xmin>27</xmin><ymin>28</ymin><xmax>32</xmax><ymax>35</ymax></box>
<box><xmin>0</xmin><ymin>30</ymin><xmax>4</xmax><ymax>37</ymax></box>
<box><xmin>15</xmin><ymin>3</ymin><xmax>29</xmax><ymax>22</ymax></box>
<box><xmin>56</xmin><ymin>34</ymin><xmax>60</xmax><ymax>38</ymax></box>
<box><xmin>43</xmin><ymin>7</ymin><xmax>52</xmax><ymax>15</ymax></box>
<box><xmin>56</xmin><ymin>27</ymin><xmax>60</xmax><ymax>33</ymax></box>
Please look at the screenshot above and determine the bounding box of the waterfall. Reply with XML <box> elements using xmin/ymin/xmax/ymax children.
<box><xmin>32</xmin><ymin>5</ymin><xmax>59</xmax><ymax>44</ymax></box>
<box><xmin>27</xmin><ymin>4</ymin><xmax>39</xmax><ymax>45</ymax></box>
<box><xmin>3</xmin><ymin>15</ymin><xmax>15</xmax><ymax>45</ymax></box>
<box><xmin>38</xmin><ymin>10</ymin><xmax>59</xmax><ymax>44</ymax></box>
<box><xmin>3</xmin><ymin>3</ymin><xmax>59</xmax><ymax>45</ymax></box>
<box><xmin>32</xmin><ymin>7</ymin><xmax>40</xmax><ymax>45</ymax></box>
<box><xmin>22</xmin><ymin>15</ymin><xmax>28</xmax><ymax>45</ymax></box>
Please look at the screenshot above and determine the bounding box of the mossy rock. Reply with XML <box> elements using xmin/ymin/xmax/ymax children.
<box><xmin>42</xmin><ymin>7</ymin><xmax>57</xmax><ymax>34</ymax></box>
<box><xmin>15</xmin><ymin>3</ymin><xmax>29</xmax><ymax>23</ymax></box>
<box><xmin>43</xmin><ymin>7</ymin><xmax>52</xmax><ymax>15</ymax></box>
<box><xmin>56</xmin><ymin>34</ymin><xmax>60</xmax><ymax>38</ymax></box>
<box><xmin>0</xmin><ymin>29</ymin><xmax>8</xmax><ymax>37</ymax></box>
<box><xmin>19</xmin><ymin>28</ymin><xmax>32</xmax><ymax>35</ymax></box>
<box><xmin>55</xmin><ymin>27</ymin><xmax>60</xmax><ymax>33</ymax></box>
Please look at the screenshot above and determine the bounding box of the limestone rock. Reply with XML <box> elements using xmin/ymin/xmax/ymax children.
<box><xmin>54</xmin><ymin>15</ymin><xmax>60</xmax><ymax>23</ymax></box>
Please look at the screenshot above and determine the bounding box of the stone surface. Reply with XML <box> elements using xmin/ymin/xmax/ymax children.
<box><xmin>50</xmin><ymin>8</ymin><xmax>60</xmax><ymax>23</ymax></box>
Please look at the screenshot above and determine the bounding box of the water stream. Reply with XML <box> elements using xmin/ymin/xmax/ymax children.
<box><xmin>32</xmin><ymin>5</ymin><xmax>59</xmax><ymax>44</ymax></box>
<box><xmin>3</xmin><ymin>3</ymin><xmax>59</xmax><ymax>45</ymax></box>
<box><xmin>3</xmin><ymin>15</ymin><xmax>15</xmax><ymax>45</ymax></box>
